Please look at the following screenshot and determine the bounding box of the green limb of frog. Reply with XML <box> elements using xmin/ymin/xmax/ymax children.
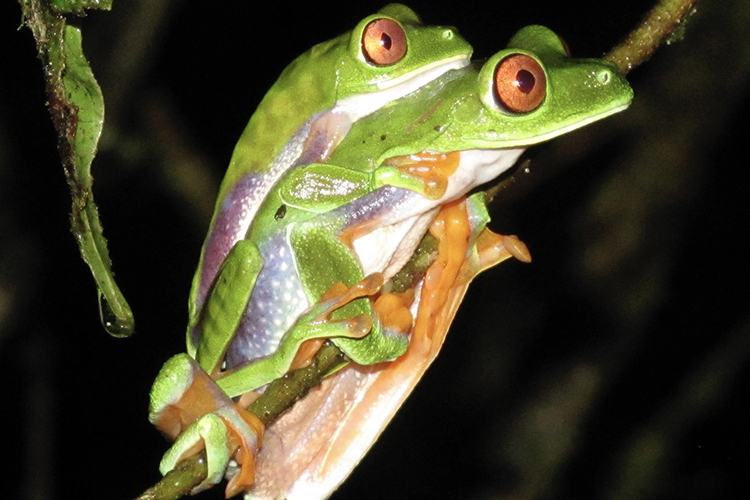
<box><xmin>149</xmin><ymin>354</ymin><xmax>263</xmax><ymax>496</ymax></box>
<box><xmin>215</xmin><ymin>219</ymin><xmax>412</xmax><ymax>399</ymax></box>
<box><xmin>215</xmin><ymin>271</ymin><xmax>391</xmax><ymax>399</ymax></box>
<box><xmin>188</xmin><ymin>240</ymin><xmax>263</xmax><ymax>375</ymax></box>
<box><xmin>287</xmin><ymin>217</ymin><xmax>412</xmax><ymax>364</ymax></box>
<box><xmin>370</xmin><ymin>151</ymin><xmax>461</xmax><ymax>200</ymax></box>
<box><xmin>158</xmin><ymin>412</ymin><xmax>229</xmax><ymax>493</ymax></box>
<box><xmin>159</xmin><ymin>406</ymin><xmax>262</xmax><ymax>497</ymax></box>
<box><xmin>279</xmin><ymin>157</ymin><xmax>460</xmax><ymax>209</ymax></box>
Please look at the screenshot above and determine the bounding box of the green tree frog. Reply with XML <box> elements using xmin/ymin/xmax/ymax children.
<box><xmin>150</xmin><ymin>3</ymin><xmax>472</xmax><ymax>496</ymax></box>
<box><xmin>149</xmin><ymin>22</ymin><xmax>633</xmax><ymax>500</ymax></box>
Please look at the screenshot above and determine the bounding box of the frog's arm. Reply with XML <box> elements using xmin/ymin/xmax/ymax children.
<box><xmin>371</xmin><ymin>150</ymin><xmax>462</xmax><ymax>200</ymax></box>
<box><xmin>242</xmin><ymin>194</ymin><xmax>530</xmax><ymax>499</ymax></box>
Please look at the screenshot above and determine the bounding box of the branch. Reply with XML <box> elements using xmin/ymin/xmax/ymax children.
<box><xmin>605</xmin><ymin>0</ymin><xmax>701</xmax><ymax>75</ymax></box>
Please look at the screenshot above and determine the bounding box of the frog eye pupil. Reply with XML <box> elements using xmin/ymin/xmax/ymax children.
<box><xmin>515</xmin><ymin>69</ymin><xmax>536</xmax><ymax>94</ymax></box>
<box><xmin>381</xmin><ymin>33</ymin><xmax>393</xmax><ymax>50</ymax></box>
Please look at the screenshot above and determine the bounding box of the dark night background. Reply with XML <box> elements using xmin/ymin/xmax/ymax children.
<box><xmin>2</xmin><ymin>0</ymin><xmax>749</xmax><ymax>499</ymax></box>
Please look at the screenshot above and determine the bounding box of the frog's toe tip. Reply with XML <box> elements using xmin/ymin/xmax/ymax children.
<box><xmin>224</xmin><ymin>457</ymin><xmax>256</xmax><ymax>498</ymax></box>
<box><xmin>503</xmin><ymin>234</ymin><xmax>532</xmax><ymax>263</ymax></box>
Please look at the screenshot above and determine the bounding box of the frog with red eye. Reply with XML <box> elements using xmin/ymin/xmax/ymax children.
<box><xmin>191</xmin><ymin>3</ymin><xmax>472</xmax><ymax>321</ymax></box>
<box><xmin>234</xmin><ymin>24</ymin><xmax>633</xmax><ymax>499</ymax></box>
<box><xmin>149</xmin><ymin>24</ymin><xmax>633</xmax><ymax>500</ymax></box>
<box><xmin>148</xmin><ymin>5</ymin><xmax>472</xmax><ymax>496</ymax></box>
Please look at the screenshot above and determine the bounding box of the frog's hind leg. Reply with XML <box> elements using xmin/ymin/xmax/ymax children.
<box><xmin>149</xmin><ymin>354</ymin><xmax>264</xmax><ymax>496</ymax></box>
<box><xmin>288</xmin><ymin>218</ymin><xmax>412</xmax><ymax>367</ymax></box>
<box><xmin>288</xmin><ymin>274</ymin><xmax>385</xmax><ymax>370</ymax></box>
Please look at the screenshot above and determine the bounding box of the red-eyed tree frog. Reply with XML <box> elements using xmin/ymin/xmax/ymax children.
<box><xmin>150</xmin><ymin>4</ymin><xmax>471</xmax><ymax>496</ymax></box>
<box><xmin>149</xmin><ymin>23</ymin><xmax>633</xmax><ymax>500</ymax></box>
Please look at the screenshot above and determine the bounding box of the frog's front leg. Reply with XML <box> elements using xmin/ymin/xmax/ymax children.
<box><xmin>149</xmin><ymin>354</ymin><xmax>264</xmax><ymax>497</ymax></box>
<box><xmin>372</xmin><ymin>150</ymin><xmax>461</xmax><ymax>200</ymax></box>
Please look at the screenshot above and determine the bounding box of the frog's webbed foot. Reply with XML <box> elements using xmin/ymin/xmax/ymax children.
<box><xmin>373</xmin><ymin>290</ymin><xmax>415</xmax><ymax>334</ymax></box>
<box><xmin>289</xmin><ymin>273</ymin><xmax>401</xmax><ymax>370</ymax></box>
<box><xmin>373</xmin><ymin>151</ymin><xmax>461</xmax><ymax>200</ymax></box>
<box><xmin>290</xmin><ymin>272</ymin><xmax>416</xmax><ymax>371</ymax></box>
<box><xmin>150</xmin><ymin>354</ymin><xmax>263</xmax><ymax>496</ymax></box>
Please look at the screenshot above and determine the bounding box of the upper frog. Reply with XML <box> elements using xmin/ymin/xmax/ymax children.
<box><xmin>191</xmin><ymin>3</ymin><xmax>472</xmax><ymax>316</ymax></box>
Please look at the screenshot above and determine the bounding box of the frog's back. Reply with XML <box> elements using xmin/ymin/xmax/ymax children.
<box><xmin>189</xmin><ymin>38</ymin><xmax>344</xmax><ymax>316</ymax></box>
<box><xmin>217</xmin><ymin>37</ymin><xmax>343</xmax><ymax>198</ymax></box>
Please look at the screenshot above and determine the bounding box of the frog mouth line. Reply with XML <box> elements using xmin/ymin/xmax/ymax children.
<box><xmin>536</xmin><ymin>101</ymin><xmax>632</xmax><ymax>143</ymax></box>
<box><xmin>375</xmin><ymin>53</ymin><xmax>470</xmax><ymax>91</ymax></box>
<box><xmin>333</xmin><ymin>54</ymin><xmax>470</xmax><ymax>122</ymax></box>
<box><xmin>466</xmin><ymin>101</ymin><xmax>633</xmax><ymax>149</ymax></box>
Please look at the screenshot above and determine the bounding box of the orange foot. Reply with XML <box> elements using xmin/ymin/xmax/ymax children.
<box><xmin>289</xmin><ymin>274</ymin><xmax>387</xmax><ymax>370</ymax></box>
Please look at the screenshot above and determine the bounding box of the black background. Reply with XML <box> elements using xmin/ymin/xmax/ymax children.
<box><xmin>2</xmin><ymin>1</ymin><xmax>749</xmax><ymax>499</ymax></box>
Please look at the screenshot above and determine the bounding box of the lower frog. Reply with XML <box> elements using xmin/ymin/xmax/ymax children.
<box><xmin>149</xmin><ymin>25</ymin><xmax>633</xmax><ymax>499</ymax></box>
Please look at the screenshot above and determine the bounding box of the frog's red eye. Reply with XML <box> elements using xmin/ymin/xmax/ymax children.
<box><xmin>494</xmin><ymin>54</ymin><xmax>546</xmax><ymax>113</ymax></box>
<box><xmin>362</xmin><ymin>18</ymin><xmax>407</xmax><ymax>66</ymax></box>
